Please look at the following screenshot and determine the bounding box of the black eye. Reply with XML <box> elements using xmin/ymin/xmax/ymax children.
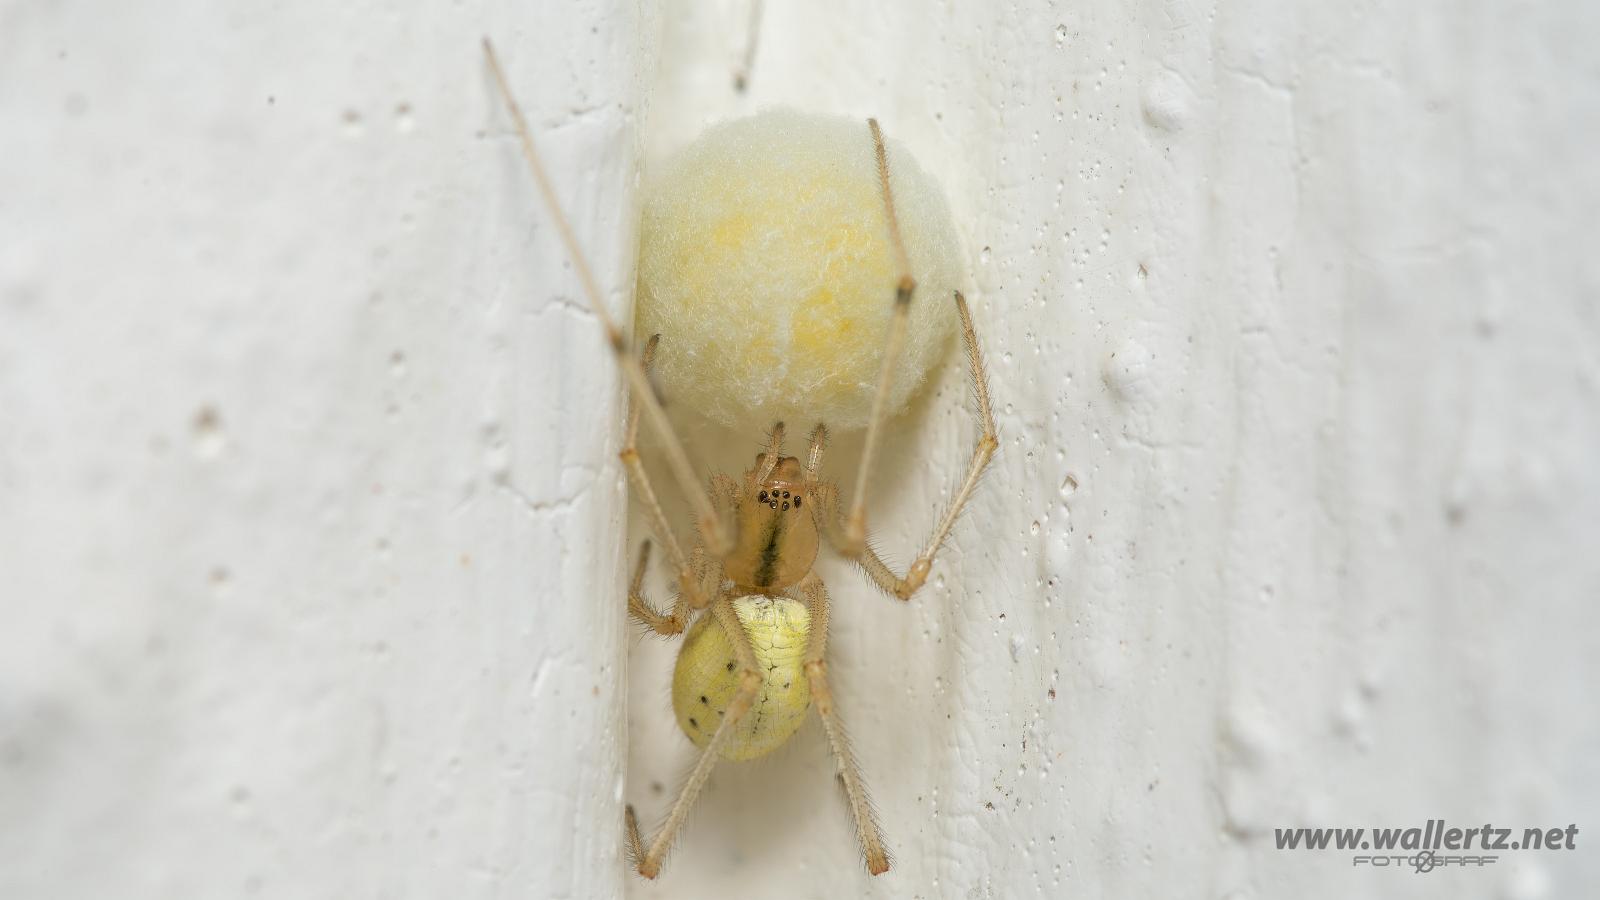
<box><xmin>793</xmin><ymin>497</ymin><xmax>802</xmax><ymax>508</ymax></box>
<box><xmin>782</xmin><ymin>490</ymin><xmax>790</xmax><ymax>498</ymax></box>
<box><xmin>759</xmin><ymin>491</ymin><xmax>768</xmax><ymax>501</ymax></box>
<box><xmin>781</xmin><ymin>501</ymin><xmax>790</xmax><ymax>510</ymax></box>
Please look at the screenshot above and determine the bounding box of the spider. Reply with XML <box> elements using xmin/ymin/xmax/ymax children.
<box><xmin>483</xmin><ymin>39</ymin><xmax>997</xmax><ymax>879</ymax></box>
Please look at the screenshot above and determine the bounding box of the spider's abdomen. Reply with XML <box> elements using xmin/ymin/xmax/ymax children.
<box><xmin>672</xmin><ymin>596</ymin><xmax>811</xmax><ymax>761</ymax></box>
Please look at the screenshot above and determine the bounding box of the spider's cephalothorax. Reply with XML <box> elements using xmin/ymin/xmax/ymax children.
<box><xmin>726</xmin><ymin>455</ymin><xmax>818</xmax><ymax>592</ymax></box>
<box><xmin>485</xmin><ymin>38</ymin><xmax>998</xmax><ymax>880</ymax></box>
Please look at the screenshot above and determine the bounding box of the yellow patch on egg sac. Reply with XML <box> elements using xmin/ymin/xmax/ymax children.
<box><xmin>637</xmin><ymin>110</ymin><xmax>963</xmax><ymax>430</ymax></box>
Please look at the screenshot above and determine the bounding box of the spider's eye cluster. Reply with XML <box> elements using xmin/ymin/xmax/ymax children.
<box><xmin>757</xmin><ymin>489</ymin><xmax>801</xmax><ymax>511</ymax></box>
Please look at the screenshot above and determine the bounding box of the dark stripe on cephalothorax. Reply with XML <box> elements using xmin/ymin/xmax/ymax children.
<box><xmin>753</xmin><ymin>517</ymin><xmax>782</xmax><ymax>587</ymax></box>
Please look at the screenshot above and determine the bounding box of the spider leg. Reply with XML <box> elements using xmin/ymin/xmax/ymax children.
<box><xmin>627</xmin><ymin>592</ymin><xmax>764</xmax><ymax>879</ymax></box>
<box><xmin>902</xmin><ymin>292</ymin><xmax>998</xmax><ymax>588</ymax></box>
<box><xmin>792</xmin><ymin>571</ymin><xmax>890</xmax><ymax>874</ymax></box>
<box><xmin>818</xmin><ymin>292</ymin><xmax>996</xmax><ymax>600</ymax></box>
<box><xmin>625</xmin><ymin>540</ymin><xmax>691</xmax><ymax>634</ymax></box>
<box><xmin>620</xmin><ymin>335</ymin><xmax>717</xmax><ymax>612</ymax></box>
<box><xmin>803</xmin><ymin>423</ymin><xmax>828</xmax><ymax>481</ymax></box>
<box><xmin>483</xmin><ymin>38</ymin><xmax>733</xmax><ymax>558</ymax></box>
<box><xmin>751</xmin><ymin>421</ymin><xmax>787</xmax><ymax>486</ymax></box>
<box><xmin>841</xmin><ymin>118</ymin><xmax>916</xmax><ymax>556</ymax></box>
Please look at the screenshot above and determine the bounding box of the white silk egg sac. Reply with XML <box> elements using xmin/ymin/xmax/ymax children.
<box><xmin>635</xmin><ymin>109</ymin><xmax>964</xmax><ymax>430</ymax></box>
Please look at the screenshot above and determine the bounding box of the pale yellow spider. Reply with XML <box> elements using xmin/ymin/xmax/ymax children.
<box><xmin>484</xmin><ymin>40</ymin><xmax>997</xmax><ymax>879</ymax></box>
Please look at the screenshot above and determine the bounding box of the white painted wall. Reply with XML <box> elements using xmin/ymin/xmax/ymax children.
<box><xmin>0</xmin><ymin>2</ymin><xmax>642</xmax><ymax>898</ymax></box>
<box><xmin>3</xmin><ymin>2</ymin><xmax>1597</xmax><ymax>899</ymax></box>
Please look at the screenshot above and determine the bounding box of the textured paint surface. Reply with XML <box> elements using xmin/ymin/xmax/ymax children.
<box><xmin>0</xmin><ymin>3</ymin><xmax>642</xmax><ymax>899</ymax></box>
<box><xmin>3</xmin><ymin>2</ymin><xmax>1599</xmax><ymax>900</ymax></box>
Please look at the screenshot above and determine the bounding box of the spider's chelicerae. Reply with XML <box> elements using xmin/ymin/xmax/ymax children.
<box><xmin>485</xmin><ymin>40</ymin><xmax>997</xmax><ymax>879</ymax></box>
